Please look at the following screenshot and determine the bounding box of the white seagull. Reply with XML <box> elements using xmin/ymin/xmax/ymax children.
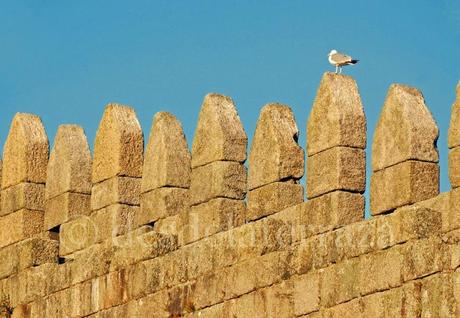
<box><xmin>328</xmin><ymin>49</ymin><xmax>359</xmax><ymax>74</ymax></box>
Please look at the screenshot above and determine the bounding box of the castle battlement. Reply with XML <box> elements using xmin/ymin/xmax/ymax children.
<box><xmin>0</xmin><ymin>72</ymin><xmax>459</xmax><ymax>317</ymax></box>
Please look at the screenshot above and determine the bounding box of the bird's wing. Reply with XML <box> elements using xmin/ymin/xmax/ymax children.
<box><xmin>331</xmin><ymin>52</ymin><xmax>353</xmax><ymax>64</ymax></box>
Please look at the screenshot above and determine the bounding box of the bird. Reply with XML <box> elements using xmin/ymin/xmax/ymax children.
<box><xmin>328</xmin><ymin>49</ymin><xmax>359</xmax><ymax>74</ymax></box>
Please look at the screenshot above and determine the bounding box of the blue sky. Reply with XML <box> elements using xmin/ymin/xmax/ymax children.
<box><xmin>0</xmin><ymin>1</ymin><xmax>459</xmax><ymax>210</ymax></box>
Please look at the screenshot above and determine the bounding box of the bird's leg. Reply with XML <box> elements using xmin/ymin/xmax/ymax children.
<box><xmin>335</xmin><ymin>65</ymin><xmax>338</xmax><ymax>74</ymax></box>
<box><xmin>339</xmin><ymin>67</ymin><xmax>342</xmax><ymax>74</ymax></box>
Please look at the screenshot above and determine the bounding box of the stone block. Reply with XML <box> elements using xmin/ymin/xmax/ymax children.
<box><xmin>293</xmin><ymin>272</ymin><xmax>320</xmax><ymax>316</ymax></box>
<box><xmin>307</xmin><ymin>72</ymin><xmax>366</xmax><ymax>156</ymax></box>
<box><xmin>402</xmin><ymin>237</ymin><xmax>444</xmax><ymax>282</ymax></box>
<box><xmin>92</xmin><ymin>104</ymin><xmax>143</xmax><ymax>183</ymax></box>
<box><xmin>449</xmin><ymin>147</ymin><xmax>460</xmax><ymax>188</ymax></box>
<box><xmin>320</xmin><ymin>258</ymin><xmax>360</xmax><ymax>307</ymax></box>
<box><xmin>142</xmin><ymin>112</ymin><xmax>191</xmax><ymax>192</ymax></box>
<box><xmin>91</xmin><ymin>176</ymin><xmax>141</xmax><ymax>211</ymax></box>
<box><xmin>110</xmin><ymin>230</ymin><xmax>178</xmax><ymax>271</ymax></box>
<box><xmin>189</xmin><ymin>161</ymin><xmax>246</xmax><ymax>205</ymax></box>
<box><xmin>372</xmin><ymin>84</ymin><xmax>439</xmax><ymax>171</ymax></box>
<box><xmin>448</xmin><ymin>82</ymin><xmax>460</xmax><ymax>148</ymax></box>
<box><xmin>2</xmin><ymin>113</ymin><xmax>48</xmax><ymax>189</ymax></box>
<box><xmin>421</xmin><ymin>273</ymin><xmax>457</xmax><ymax>317</ymax></box>
<box><xmin>93</xmin><ymin>270</ymin><xmax>128</xmax><ymax>310</ymax></box>
<box><xmin>59</xmin><ymin>204</ymin><xmax>138</xmax><ymax>256</ymax></box>
<box><xmin>0</xmin><ymin>182</ymin><xmax>44</xmax><ymax>216</ymax></box>
<box><xmin>247</xmin><ymin>182</ymin><xmax>303</xmax><ymax>221</ymax></box>
<box><xmin>259</xmin><ymin>280</ymin><xmax>293</xmax><ymax>318</ymax></box>
<box><xmin>45</xmin><ymin>125</ymin><xmax>92</xmax><ymax>200</ymax></box>
<box><xmin>371</xmin><ymin>160</ymin><xmax>439</xmax><ymax>215</ymax></box>
<box><xmin>248</xmin><ymin>103</ymin><xmax>304</xmax><ymax>190</ymax></box>
<box><xmin>359</xmin><ymin>247</ymin><xmax>403</xmax><ymax>296</ymax></box>
<box><xmin>324</xmin><ymin>298</ymin><xmax>363</xmax><ymax>318</ymax></box>
<box><xmin>138</xmin><ymin>187</ymin><xmax>189</xmax><ymax>226</ymax></box>
<box><xmin>375</xmin><ymin>206</ymin><xmax>442</xmax><ymax>250</ymax></box>
<box><xmin>44</xmin><ymin>192</ymin><xmax>90</xmax><ymax>230</ymax></box>
<box><xmin>307</xmin><ymin>147</ymin><xmax>365</xmax><ymax>198</ymax></box>
<box><xmin>302</xmin><ymin>191</ymin><xmax>364</xmax><ymax>238</ymax></box>
<box><xmin>0</xmin><ymin>209</ymin><xmax>43</xmax><ymax>248</ymax></box>
<box><xmin>333</xmin><ymin>219</ymin><xmax>377</xmax><ymax>261</ymax></box>
<box><xmin>191</xmin><ymin>93</ymin><xmax>247</xmax><ymax>168</ymax></box>
<box><xmin>180</xmin><ymin>198</ymin><xmax>246</xmax><ymax>245</ymax></box>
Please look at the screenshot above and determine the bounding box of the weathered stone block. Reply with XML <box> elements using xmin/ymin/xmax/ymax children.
<box><xmin>0</xmin><ymin>209</ymin><xmax>43</xmax><ymax>248</ymax></box>
<box><xmin>359</xmin><ymin>247</ymin><xmax>403</xmax><ymax>296</ymax></box>
<box><xmin>375</xmin><ymin>206</ymin><xmax>442</xmax><ymax>250</ymax></box>
<box><xmin>46</xmin><ymin>125</ymin><xmax>92</xmax><ymax>200</ymax></box>
<box><xmin>307</xmin><ymin>147</ymin><xmax>365</xmax><ymax>198</ymax></box>
<box><xmin>59</xmin><ymin>204</ymin><xmax>138</xmax><ymax>256</ymax></box>
<box><xmin>402</xmin><ymin>237</ymin><xmax>444</xmax><ymax>282</ymax></box>
<box><xmin>191</xmin><ymin>93</ymin><xmax>247</xmax><ymax>168</ymax></box>
<box><xmin>247</xmin><ymin>182</ymin><xmax>303</xmax><ymax>221</ymax></box>
<box><xmin>372</xmin><ymin>84</ymin><xmax>439</xmax><ymax>171</ymax></box>
<box><xmin>259</xmin><ymin>280</ymin><xmax>293</xmax><ymax>318</ymax></box>
<box><xmin>189</xmin><ymin>161</ymin><xmax>246</xmax><ymax>205</ymax></box>
<box><xmin>142</xmin><ymin>112</ymin><xmax>191</xmax><ymax>192</ymax></box>
<box><xmin>333</xmin><ymin>219</ymin><xmax>377</xmax><ymax>261</ymax></box>
<box><xmin>2</xmin><ymin>113</ymin><xmax>49</xmax><ymax>189</ymax></box>
<box><xmin>320</xmin><ymin>258</ymin><xmax>361</xmax><ymax>307</ymax></box>
<box><xmin>91</xmin><ymin>176</ymin><xmax>141</xmax><ymax>211</ymax></box>
<box><xmin>293</xmin><ymin>271</ymin><xmax>320</xmax><ymax>316</ymax></box>
<box><xmin>248</xmin><ymin>103</ymin><xmax>304</xmax><ymax>190</ymax></box>
<box><xmin>110</xmin><ymin>230</ymin><xmax>178</xmax><ymax>271</ymax></box>
<box><xmin>307</xmin><ymin>72</ymin><xmax>366</xmax><ymax>156</ymax></box>
<box><xmin>180</xmin><ymin>198</ymin><xmax>246</xmax><ymax>245</ymax></box>
<box><xmin>138</xmin><ymin>187</ymin><xmax>189</xmax><ymax>226</ymax></box>
<box><xmin>92</xmin><ymin>104</ymin><xmax>143</xmax><ymax>183</ymax></box>
<box><xmin>44</xmin><ymin>192</ymin><xmax>90</xmax><ymax>230</ymax></box>
<box><xmin>302</xmin><ymin>191</ymin><xmax>364</xmax><ymax>237</ymax></box>
<box><xmin>448</xmin><ymin>82</ymin><xmax>460</xmax><ymax>148</ymax></box>
<box><xmin>0</xmin><ymin>182</ymin><xmax>44</xmax><ymax>216</ymax></box>
<box><xmin>324</xmin><ymin>298</ymin><xmax>363</xmax><ymax>318</ymax></box>
<box><xmin>371</xmin><ymin>160</ymin><xmax>439</xmax><ymax>215</ymax></box>
<box><xmin>449</xmin><ymin>147</ymin><xmax>460</xmax><ymax>188</ymax></box>
<box><xmin>421</xmin><ymin>273</ymin><xmax>457</xmax><ymax>317</ymax></box>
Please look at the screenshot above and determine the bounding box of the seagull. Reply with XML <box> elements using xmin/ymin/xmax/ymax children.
<box><xmin>328</xmin><ymin>49</ymin><xmax>359</xmax><ymax>74</ymax></box>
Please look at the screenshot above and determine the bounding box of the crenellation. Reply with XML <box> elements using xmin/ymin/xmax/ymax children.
<box><xmin>449</xmin><ymin>82</ymin><xmax>460</xmax><ymax>188</ymax></box>
<box><xmin>0</xmin><ymin>73</ymin><xmax>459</xmax><ymax>317</ymax></box>
<box><xmin>247</xmin><ymin>103</ymin><xmax>304</xmax><ymax>221</ymax></box>
<box><xmin>44</xmin><ymin>125</ymin><xmax>92</xmax><ymax>230</ymax></box>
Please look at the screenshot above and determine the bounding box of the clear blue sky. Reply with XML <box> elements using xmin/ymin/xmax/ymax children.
<box><xmin>0</xmin><ymin>1</ymin><xmax>459</xmax><ymax>210</ymax></box>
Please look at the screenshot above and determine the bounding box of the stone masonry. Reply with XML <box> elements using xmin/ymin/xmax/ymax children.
<box><xmin>0</xmin><ymin>72</ymin><xmax>459</xmax><ymax>317</ymax></box>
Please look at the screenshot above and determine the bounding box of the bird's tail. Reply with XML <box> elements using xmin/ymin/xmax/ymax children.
<box><xmin>350</xmin><ymin>59</ymin><xmax>359</xmax><ymax>64</ymax></box>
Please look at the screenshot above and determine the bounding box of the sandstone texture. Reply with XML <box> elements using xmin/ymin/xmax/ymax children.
<box><xmin>372</xmin><ymin>84</ymin><xmax>439</xmax><ymax>171</ymax></box>
<box><xmin>0</xmin><ymin>76</ymin><xmax>458</xmax><ymax>317</ymax></box>
<box><xmin>248</xmin><ymin>103</ymin><xmax>304</xmax><ymax>190</ymax></box>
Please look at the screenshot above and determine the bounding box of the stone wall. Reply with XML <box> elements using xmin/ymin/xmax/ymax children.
<box><xmin>0</xmin><ymin>73</ymin><xmax>459</xmax><ymax>317</ymax></box>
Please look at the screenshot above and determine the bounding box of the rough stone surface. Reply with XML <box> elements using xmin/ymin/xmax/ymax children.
<box><xmin>91</xmin><ymin>176</ymin><xmax>141</xmax><ymax>211</ymax></box>
<box><xmin>180</xmin><ymin>198</ymin><xmax>246</xmax><ymax>245</ymax></box>
<box><xmin>191</xmin><ymin>93</ymin><xmax>247</xmax><ymax>168</ymax></box>
<box><xmin>448</xmin><ymin>82</ymin><xmax>460</xmax><ymax>148</ymax></box>
<box><xmin>371</xmin><ymin>160</ymin><xmax>439</xmax><ymax>215</ymax></box>
<box><xmin>1</xmin><ymin>182</ymin><xmax>45</xmax><ymax>216</ymax></box>
<box><xmin>59</xmin><ymin>204</ymin><xmax>137</xmax><ymax>256</ymax></box>
<box><xmin>137</xmin><ymin>187</ymin><xmax>189</xmax><ymax>226</ymax></box>
<box><xmin>247</xmin><ymin>182</ymin><xmax>303</xmax><ymax>221</ymax></box>
<box><xmin>2</xmin><ymin>113</ymin><xmax>49</xmax><ymax>189</ymax></box>
<box><xmin>189</xmin><ymin>161</ymin><xmax>246</xmax><ymax>205</ymax></box>
<box><xmin>46</xmin><ymin>125</ymin><xmax>92</xmax><ymax>200</ymax></box>
<box><xmin>0</xmin><ymin>209</ymin><xmax>43</xmax><ymax>248</ymax></box>
<box><xmin>372</xmin><ymin>84</ymin><xmax>439</xmax><ymax>171</ymax></box>
<box><xmin>307</xmin><ymin>147</ymin><xmax>365</xmax><ymax>199</ymax></box>
<box><xmin>92</xmin><ymin>104</ymin><xmax>144</xmax><ymax>183</ymax></box>
<box><xmin>248</xmin><ymin>103</ymin><xmax>304</xmax><ymax>190</ymax></box>
<box><xmin>44</xmin><ymin>192</ymin><xmax>91</xmax><ymax>230</ymax></box>
<box><xmin>307</xmin><ymin>72</ymin><xmax>366</xmax><ymax>156</ymax></box>
<box><xmin>142</xmin><ymin>112</ymin><xmax>191</xmax><ymax>192</ymax></box>
<box><xmin>449</xmin><ymin>147</ymin><xmax>460</xmax><ymax>188</ymax></box>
